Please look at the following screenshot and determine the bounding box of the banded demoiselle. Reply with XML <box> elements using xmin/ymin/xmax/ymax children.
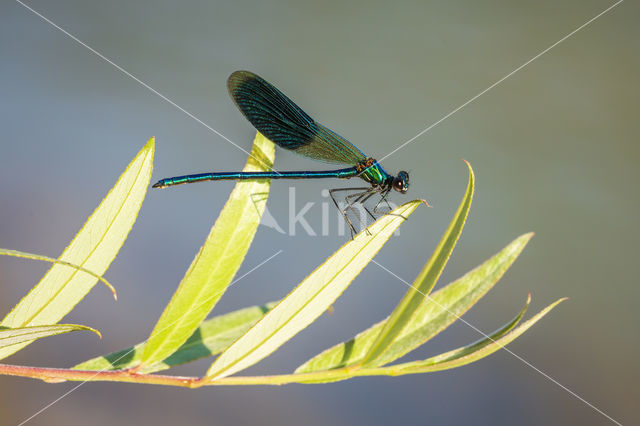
<box><xmin>153</xmin><ymin>70</ymin><xmax>410</xmax><ymax>236</ymax></box>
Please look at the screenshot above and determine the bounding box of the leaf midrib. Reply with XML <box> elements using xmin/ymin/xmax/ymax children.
<box><xmin>211</xmin><ymin>206</ymin><xmax>411</xmax><ymax>378</ymax></box>
<box><xmin>146</xmin><ymin>182</ymin><xmax>267</xmax><ymax>360</ymax></box>
<box><xmin>20</xmin><ymin>150</ymin><xmax>150</xmax><ymax>325</ymax></box>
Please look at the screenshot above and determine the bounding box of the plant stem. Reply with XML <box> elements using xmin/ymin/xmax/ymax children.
<box><xmin>0</xmin><ymin>363</ymin><xmax>380</xmax><ymax>387</ymax></box>
<box><xmin>0</xmin><ymin>363</ymin><xmax>202</xmax><ymax>387</ymax></box>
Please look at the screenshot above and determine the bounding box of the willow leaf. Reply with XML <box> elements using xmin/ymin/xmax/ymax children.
<box><xmin>282</xmin><ymin>297</ymin><xmax>561</xmax><ymax>385</ymax></box>
<box><xmin>206</xmin><ymin>201</ymin><xmax>423</xmax><ymax>380</ymax></box>
<box><xmin>0</xmin><ymin>138</ymin><xmax>154</xmax><ymax>360</ymax></box>
<box><xmin>361</xmin><ymin>160</ymin><xmax>474</xmax><ymax>367</ymax></box>
<box><xmin>296</xmin><ymin>233</ymin><xmax>533</xmax><ymax>373</ymax></box>
<box><xmin>0</xmin><ymin>324</ymin><xmax>100</xmax><ymax>348</ymax></box>
<box><xmin>378</xmin><ymin>298</ymin><xmax>566</xmax><ymax>375</ymax></box>
<box><xmin>0</xmin><ymin>249</ymin><xmax>115</xmax><ymax>297</ymax></box>
<box><xmin>140</xmin><ymin>133</ymin><xmax>274</xmax><ymax>368</ymax></box>
<box><xmin>405</xmin><ymin>294</ymin><xmax>530</xmax><ymax>367</ymax></box>
<box><xmin>73</xmin><ymin>302</ymin><xmax>276</xmax><ymax>372</ymax></box>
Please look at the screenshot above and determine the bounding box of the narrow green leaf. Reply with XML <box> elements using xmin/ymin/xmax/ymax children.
<box><xmin>0</xmin><ymin>139</ymin><xmax>154</xmax><ymax>360</ymax></box>
<box><xmin>0</xmin><ymin>249</ymin><xmax>116</xmax><ymax>297</ymax></box>
<box><xmin>296</xmin><ymin>233</ymin><xmax>533</xmax><ymax>373</ymax></box>
<box><xmin>360</xmin><ymin>161</ymin><xmax>474</xmax><ymax>367</ymax></box>
<box><xmin>140</xmin><ymin>133</ymin><xmax>275</xmax><ymax>368</ymax></box>
<box><xmin>407</xmin><ymin>294</ymin><xmax>531</xmax><ymax>367</ymax></box>
<box><xmin>296</xmin><ymin>293</ymin><xmax>529</xmax><ymax>382</ymax></box>
<box><xmin>377</xmin><ymin>298</ymin><xmax>566</xmax><ymax>375</ymax></box>
<box><xmin>73</xmin><ymin>302</ymin><xmax>276</xmax><ymax>373</ymax></box>
<box><xmin>0</xmin><ymin>324</ymin><xmax>100</xmax><ymax>348</ymax></box>
<box><xmin>276</xmin><ymin>297</ymin><xmax>559</xmax><ymax>385</ymax></box>
<box><xmin>206</xmin><ymin>201</ymin><xmax>423</xmax><ymax>380</ymax></box>
<box><xmin>292</xmin><ymin>296</ymin><xmax>529</xmax><ymax>383</ymax></box>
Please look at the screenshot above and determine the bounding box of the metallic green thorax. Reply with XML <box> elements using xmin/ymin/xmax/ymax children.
<box><xmin>356</xmin><ymin>158</ymin><xmax>392</xmax><ymax>188</ymax></box>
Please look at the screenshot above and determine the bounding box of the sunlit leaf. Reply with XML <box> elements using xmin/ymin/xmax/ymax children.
<box><xmin>360</xmin><ymin>160</ymin><xmax>474</xmax><ymax>367</ymax></box>
<box><xmin>0</xmin><ymin>324</ymin><xmax>100</xmax><ymax>348</ymax></box>
<box><xmin>0</xmin><ymin>249</ymin><xmax>115</xmax><ymax>297</ymax></box>
<box><xmin>296</xmin><ymin>233</ymin><xmax>533</xmax><ymax>373</ymax></box>
<box><xmin>139</xmin><ymin>133</ymin><xmax>275</xmax><ymax>368</ymax></box>
<box><xmin>197</xmin><ymin>297</ymin><xmax>551</xmax><ymax>385</ymax></box>
<box><xmin>285</xmin><ymin>297</ymin><xmax>561</xmax><ymax>384</ymax></box>
<box><xmin>206</xmin><ymin>201</ymin><xmax>423</xmax><ymax>380</ymax></box>
<box><xmin>375</xmin><ymin>298</ymin><xmax>566</xmax><ymax>375</ymax></box>
<box><xmin>405</xmin><ymin>294</ymin><xmax>531</xmax><ymax>367</ymax></box>
<box><xmin>0</xmin><ymin>138</ymin><xmax>154</xmax><ymax>360</ymax></box>
<box><xmin>73</xmin><ymin>302</ymin><xmax>275</xmax><ymax>372</ymax></box>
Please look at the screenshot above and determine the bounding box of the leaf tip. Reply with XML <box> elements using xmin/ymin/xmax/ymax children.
<box><xmin>95</xmin><ymin>275</ymin><xmax>118</xmax><ymax>300</ymax></box>
<box><xmin>461</xmin><ymin>158</ymin><xmax>474</xmax><ymax>177</ymax></box>
<box><xmin>512</xmin><ymin>232</ymin><xmax>535</xmax><ymax>249</ymax></box>
<box><xmin>543</xmin><ymin>297</ymin><xmax>568</xmax><ymax>313</ymax></box>
<box><xmin>461</xmin><ymin>159</ymin><xmax>474</xmax><ymax>200</ymax></box>
<box><xmin>84</xmin><ymin>326</ymin><xmax>102</xmax><ymax>339</ymax></box>
<box><xmin>142</xmin><ymin>137</ymin><xmax>156</xmax><ymax>163</ymax></box>
<box><xmin>105</xmin><ymin>281</ymin><xmax>118</xmax><ymax>300</ymax></box>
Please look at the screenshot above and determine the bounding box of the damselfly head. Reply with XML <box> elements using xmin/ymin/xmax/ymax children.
<box><xmin>392</xmin><ymin>171</ymin><xmax>409</xmax><ymax>194</ymax></box>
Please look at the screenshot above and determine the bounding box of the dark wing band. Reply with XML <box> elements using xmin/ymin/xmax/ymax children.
<box><xmin>228</xmin><ymin>71</ymin><xmax>366</xmax><ymax>165</ymax></box>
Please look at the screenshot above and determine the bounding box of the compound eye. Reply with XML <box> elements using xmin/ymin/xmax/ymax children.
<box><xmin>392</xmin><ymin>171</ymin><xmax>409</xmax><ymax>193</ymax></box>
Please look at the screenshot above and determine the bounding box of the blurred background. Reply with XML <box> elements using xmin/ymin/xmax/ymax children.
<box><xmin>0</xmin><ymin>0</ymin><xmax>637</xmax><ymax>424</ymax></box>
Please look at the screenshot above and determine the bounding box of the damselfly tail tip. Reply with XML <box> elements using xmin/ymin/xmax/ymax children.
<box><xmin>152</xmin><ymin>181</ymin><xmax>166</xmax><ymax>189</ymax></box>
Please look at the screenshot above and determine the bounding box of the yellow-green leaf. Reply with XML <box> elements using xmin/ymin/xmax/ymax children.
<box><xmin>402</xmin><ymin>294</ymin><xmax>531</xmax><ymax>368</ymax></box>
<box><xmin>0</xmin><ymin>324</ymin><xmax>101</xmax><ymax>348</ymax></box>
<box><xmin>206</xmin><ymin>201</ymin><xmax>423</xmax><ymax>380</ymax></box>
<box><xmin>73</xmin><ymin>302</ymin><xmax>276</xmax><ymax>373</ymax></box>
<box><xmin>0</xmin><ymin>138</ymin><xmax>154</xmax><ymax>360</ymax></box>
<box><xmin>376</xmin><ymin>298</ymin><xmax>566</xmax><ymax>375</ymax></box>
<box><xmin>139</xmin><ymin>133</ymin><xmax>274</xmax><ymax>368</ymax></box>
<box><xmin>296</xmin><ymin>233</ymin><xmax>533</xmax><ymax>373</ymax></box>
<box><xmin>247</xmin><ymin>297</ymin><xmax>562</xmax><ymax>385</ymax></box>
<box><xmin>0</xmin><ymin>249</ymin><xmax>116</xmax><ymax>297</ymax></box>
<box><xmin>359</xmin><ymin>161</ymin><xmax>474</xmax><ymax>367</ymax></box>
